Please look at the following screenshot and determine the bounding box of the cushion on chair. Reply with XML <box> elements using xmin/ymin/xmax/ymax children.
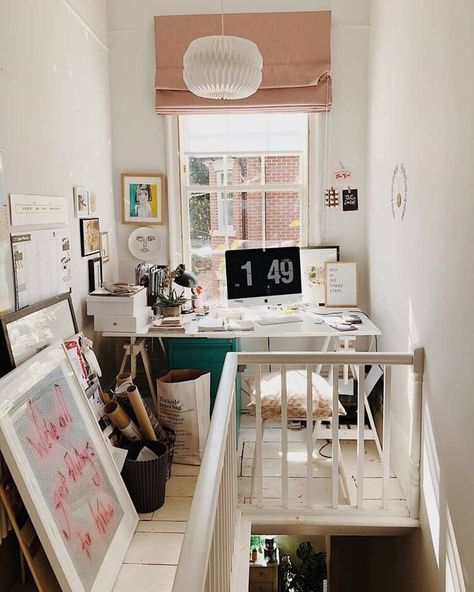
<box><xmin>245</xmin><ymin>370</ymin><xmax>347</xmax><ymax>420</ymax></box>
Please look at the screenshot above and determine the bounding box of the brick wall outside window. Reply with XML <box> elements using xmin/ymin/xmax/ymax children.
<box><xmin>188</xmin><ymin>155</ymin><xmax>302</xmax><ymax>301</ymax></box>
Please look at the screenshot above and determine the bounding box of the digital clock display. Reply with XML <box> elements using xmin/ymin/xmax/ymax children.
<box><xmin>225</xmin><ymin>247</ymin><xmax>302</xmax><ymax>301</ymax></box>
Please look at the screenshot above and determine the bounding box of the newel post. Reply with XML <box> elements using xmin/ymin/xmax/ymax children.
<box><xmin>408</xmin><ymin>347</ymin><xmax>424</xmax><ymax>519</ymax></box>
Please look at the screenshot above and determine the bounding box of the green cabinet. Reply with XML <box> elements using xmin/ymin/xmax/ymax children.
<box><xmin>167</xmin><ymin>338</ymin><xmax>241</xmax><ymax>434</ymax></box>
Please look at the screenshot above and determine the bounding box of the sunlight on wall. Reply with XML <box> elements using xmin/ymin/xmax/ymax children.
<box><xmin>422</xmin><ymin>406</ymin><xmax>440</xmax><ymax>566</ymax></box>
<box><xmin>445</xmin><ymin>508</ymin><xmax>466</xmax><ymax>592</ymax></box>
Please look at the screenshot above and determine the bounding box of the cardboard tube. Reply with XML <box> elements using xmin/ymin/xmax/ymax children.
<box><xmin>98</xmin><ymin>384</ymin><xmax>111</xmax><ymax>404</ymax></box>
<box><xmin>104</xmin><ymin>400</ymin><xmax>142</xmax><ymax>441</ymax></box>
<box><xmin>127</xmin><ymin>385</ymin><xmax>157</xmax><ymax>441</ymax></box>
<box><xmin>116</xmin><ymin>372</ymin><xmax>133</xmax><ymax>387</ymax></box>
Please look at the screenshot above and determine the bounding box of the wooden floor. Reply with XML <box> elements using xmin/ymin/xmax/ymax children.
<box><xmin>112</xmin><ymin>414</ymin><xmax>409</xmax><ymax>592</ymax></box>
<box><xmin>237</xmin><ymin>414</ymin><xmax>408</xmax><ymax>513</ymax></box>
<box><xmin>112</xmin><ymin>463</ymin><xmax>198</xmax><ymax>592</ymax></box>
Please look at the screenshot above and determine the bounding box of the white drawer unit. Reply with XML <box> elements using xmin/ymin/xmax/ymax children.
<box><xmin>86</xmin><ymin>286</ymin><xmax>147</xmax><ymax>317</ymax></box>
<box><xmin>249</xmin><ymin>547</ymin><xmax>279</xmax><ymax>592</ymax></box>
<box><xmin>93</xmin><ymin>307</ymin><xmax>151</xmax><ymax>333</ymax></box>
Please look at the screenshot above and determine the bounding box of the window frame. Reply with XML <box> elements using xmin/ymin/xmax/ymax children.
<box><xmin>178</xmin><ymin>117</ymin><xmax>310</xmax><ymax>279</ymax></box>
<box><xmin>163</xmin><ymin>113</ymin><xmax>324</xmax><ymax>278</ymax></box>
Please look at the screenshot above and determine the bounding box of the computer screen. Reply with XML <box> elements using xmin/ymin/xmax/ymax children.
<box><xmin>225</xmin><ymin>247</ymin><xmax>302</xmax><ymax>305</ymax></box>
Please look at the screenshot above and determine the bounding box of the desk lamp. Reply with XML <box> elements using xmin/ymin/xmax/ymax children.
<box><xmin>174</xmin><ymin>264</ymin><xmax>198</xmax><ymax>313</ymax></box>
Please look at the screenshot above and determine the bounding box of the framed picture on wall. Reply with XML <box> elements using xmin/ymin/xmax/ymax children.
<box><xmin>100</xmin><ymin>231</ymin><xmax>110</xmax><ymax>263</ymax></box>
<box><xmin>88</xmin><ymin>190</ymin><xmax>97</xmax><ymax>215</ymax></box>
<box><xmin>88</xmin><ymin>257</ymin><xmax>103</xmax><ymax>293</ymax></box>
<box><xmin>121</xmin><ymin>173</ymin><xmax>167</xmax><ymax>225</ymax></box>
<box><xmin>80</xmin><ymin>217</ymin><xmax>100</xmax><ymax>256</ymax></box>
<box><xmin>73</xmin><ymin>186</ymin><xmax>89</xmax><ymax>218</ymax></box>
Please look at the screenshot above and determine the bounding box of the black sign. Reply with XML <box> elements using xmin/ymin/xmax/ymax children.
<box><xmin>342</xmin><ymin>189</ymin><xmax>359</xmax><ymax>211</ymax></box>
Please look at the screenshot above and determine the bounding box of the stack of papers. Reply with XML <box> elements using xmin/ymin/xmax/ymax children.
<box><xmin>149</xmin><ymin>316</ymin><xmax>193</xmax><ymax>332</ymax></box>
<box><xmin>197</xmin><ymin>318</ymin><xmax>226</xmax><ymax>332</ymax></box>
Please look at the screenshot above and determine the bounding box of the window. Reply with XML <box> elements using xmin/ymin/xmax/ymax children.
<box><xmin>179</xmin><ymin>113</ymin><xmax>308</xmax><ymax>302</ymax></box>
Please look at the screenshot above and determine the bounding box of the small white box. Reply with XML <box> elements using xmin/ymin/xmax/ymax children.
<box><xmin>94</xmin><ymin>307</ymin><xmax>151</xmax><ymax>333</ymax></box>
<box><xmin>86</xmin><ymin>287</ymin><xmax>147</xmax><ymax>317</ymax></box>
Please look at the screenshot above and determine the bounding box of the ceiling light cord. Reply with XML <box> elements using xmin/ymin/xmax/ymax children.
<box><xmin>221</xmin><ymin>0</ymin><xmax>224</xmax><ymax>36</ymax></box>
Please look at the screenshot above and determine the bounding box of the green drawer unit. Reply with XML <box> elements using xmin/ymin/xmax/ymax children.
<box><xmin>167</xmin><ymin>338</ymin><xmax>241</xmax><ymax>434</ymax></box>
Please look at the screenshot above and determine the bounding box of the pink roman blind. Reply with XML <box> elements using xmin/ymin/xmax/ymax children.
<box><xmin>154</xmin><ymin>11</ymin><xmax>332</xmax><ymax>114</ymax></box>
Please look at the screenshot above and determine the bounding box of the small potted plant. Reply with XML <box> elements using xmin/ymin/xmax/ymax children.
<box><xmin>157</xmin><ymin>266</ymin><xmax>188</xmax><ymax>317</ymax></box>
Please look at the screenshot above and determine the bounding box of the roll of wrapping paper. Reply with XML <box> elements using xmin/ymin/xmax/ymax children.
<box><xmin>127</xmin><ymin>385</ymin><xmax>157</xmax><ymax>441</ymax></box>
<box><xmin>104</xmin><ymin>400</ymin><xmax>142</xmax><ymax>441</ymax></box>
<box><xmin>116</xmin><ymin>372</ymin><xmax>133</xmax><ymax>387</ymax></box>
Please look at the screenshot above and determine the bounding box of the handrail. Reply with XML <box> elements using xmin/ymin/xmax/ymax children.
<box><xmin>237</xmin><ymin>351</ymin><xmax>417</xmax><ymax>366</ymax></box>
<box><xmin>172</xmin><ymin>348</ymin><xmax>424</xmax><ymax>591</ymax></box>
<box><xmin>172</xmin><ymin>352</ymin><xmax>238</xmax><ymax>592</ymax></box>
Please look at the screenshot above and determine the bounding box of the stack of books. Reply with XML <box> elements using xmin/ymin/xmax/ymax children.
<box><xmin>149</xmin><ymin>316</ymin><xmax>192</xmax><ymax>333</ymax></box>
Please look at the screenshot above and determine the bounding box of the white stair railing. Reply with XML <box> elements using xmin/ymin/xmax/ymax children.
<box><xmin>239</xmin><ymin>350</ymin><xmax>424</xmax><ymax>517</ymax></box>
<box><xmin>172</xmin><ymin>353</ymin><xmax>238</xmax><ymax>592</ymax></box>
<box><xmin>172</xmin><ymin>349</ymin><xmax>424</xmax><ymax>592</ymax></box>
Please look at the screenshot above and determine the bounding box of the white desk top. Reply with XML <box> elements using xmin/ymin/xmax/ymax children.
<box><xmin>102</xmin><ymin>307</ymin><xmax>381</xmax><ymax>340</ymax></box>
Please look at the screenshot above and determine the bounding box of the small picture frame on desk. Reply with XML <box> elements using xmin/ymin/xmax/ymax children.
<box><xmin>300</xmin><ymin>246</ymin><xmax>340</xmax><ymax>305</ymax></box>
<box><xmin>88</xmin><ymin>257</ymin><xmax>103</xmax><ymax>293</ymax></box>
<box><xmin>325</xmin><ymin>261</ymin><xmax>358</xmax><ymax>307</ymax></box>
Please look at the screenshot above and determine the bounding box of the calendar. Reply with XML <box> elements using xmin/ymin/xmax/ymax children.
<box><xmin>11</xmin><ymin>228</ymin><xmax>72</xmax><ymax>309</ymax></box>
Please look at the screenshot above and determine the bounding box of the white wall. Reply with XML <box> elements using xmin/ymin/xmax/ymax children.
<box><xmin>108</xmin><ymin>0</ymin><xmax>370</xmax><ymax>309</ymax></box>
<box><xmin>0</xmin><ymin>0</ymin><xmax>117</xmax><ymax>329</ymax></box>
<box><xmin>367</xmin><ymin>1</ymin><xmax>474</xmax><ymax>589</ymax></box>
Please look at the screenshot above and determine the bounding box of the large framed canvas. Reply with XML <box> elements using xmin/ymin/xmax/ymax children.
<box><xmin>121</xmin><ymin>173</ymin><xmax>167</xmax><ymax>225</ymax></box>
<box><xmin>300</xmin><ymin>246</ymin><xmax>340</xmax><ymax>305</ymax></box>
<box><xmin>0</xmin><ymin>343</ymin><xmax>138</xmax><ymax>592</ymax></box>
<box><xmin>0</xmin><ymin>293</ymin><xmax>78</xmax><ymax>378</ymax></box>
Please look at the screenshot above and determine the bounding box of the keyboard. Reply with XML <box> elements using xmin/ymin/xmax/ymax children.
<box><xmin>257</xmin><ymin>315</ymin><xmax>303</xmax><ymax>326</ymax></box>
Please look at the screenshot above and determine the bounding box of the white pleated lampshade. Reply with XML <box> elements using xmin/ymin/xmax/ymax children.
<box><xmin>183</xmin><ymin>35</ymin><xmax>263</xmax><ymax>100</ymax></box>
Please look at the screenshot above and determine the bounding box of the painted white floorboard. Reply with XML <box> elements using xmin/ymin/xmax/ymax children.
<box><xmin>113</xmin><ymin>463</ymin><xmax>197</xmax><ymax>592</ymax></box>
<box><xmin>114</xmin><ymin>420</ymin><xmax>410</xmax><ymax>592</ymax></box>
<box><xmin>238</xmin><ymin>424</ymin><xmax>408</xmax><ymax>512</ymax></box>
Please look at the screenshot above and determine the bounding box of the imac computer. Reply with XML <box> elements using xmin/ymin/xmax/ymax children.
<box><xmin>225</xmin><ymin>246</ymin><xmax>302</xmax><ymax>306</ymax></box>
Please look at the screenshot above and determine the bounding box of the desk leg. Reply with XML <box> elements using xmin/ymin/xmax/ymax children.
<box><xmin>352</xmin><ymin>364</ymin><xmax>383</xmax><ymax>460</ymax></box>
<box><xmin>130</xmin><ymin>337</ymin><xmax>137</xmax><ymax>379</ymax></box>
<box><xmin>141</xmin><ymin>342</ymin><xmax>157</xmax><ymax>410</ymax></box>
<box><xmin>316</xmin><ymin>336</ymin><xmax>332</xmax><ymax>375</ymax></box>
<box><xmin>119</xmin><ymin>345</ymin><xmax>129</xmax><ymax>375</ymax></box>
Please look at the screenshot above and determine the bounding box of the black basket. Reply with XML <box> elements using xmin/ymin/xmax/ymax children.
<box><xmin>121</xmin><ymin>441</ymin><xmax>168</xmax><ymax>513</ymax></box>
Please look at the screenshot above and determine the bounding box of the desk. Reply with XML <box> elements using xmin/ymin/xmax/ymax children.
<box><xmin>102</xmin><ymin>307</ymin><xmax>380</xmax><ymax>424</ymax></box>
<box><xmin>102</xmin><ymin>308</ymin><xmax>380</xmax><ymax>387</ymax></box>
<box><xmin>103</xmin><ymin>307</ymin><xmax>380</xmax><ymax>341</ymax></box>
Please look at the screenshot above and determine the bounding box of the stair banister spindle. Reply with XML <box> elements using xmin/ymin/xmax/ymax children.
<box><xmin>331</xmin><ymin>366</ymin><xmax>340</xmax><ymax>509</ymax></box>
<box><xmin>281</xmin><ymin>364</ymin><xmax>289</xmax><ymax>508</ymax></box>
<box><xmin>357</xmin><ymin>364</ymin><xmax>365</xmax><ymax>509</ymax></box>
<box><xmin>382</xmin><ymin>365</ymin><xmax>392</xmax><ymax>510</ymax></box>
<box><xmin>255</xmin><ymin>365</ymin><xmax>263</xmax><ymax>507</ymax></box>
<box><xmin>409</xmin><ymin>347</ymin><xmax>425</xmax><ymax>519</ymax></box>
<box><xmin>306</xmin><ymin>364</ymin><xmax>314</xmax><ymax>508</ymax></box>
